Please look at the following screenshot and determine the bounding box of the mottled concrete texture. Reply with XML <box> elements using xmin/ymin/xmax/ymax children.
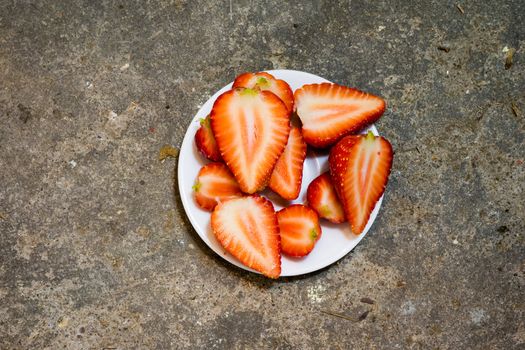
<box><xmin>0</xmin><ymin>1</ymin><xmax>524</xmax><ymax>349</ymax></box>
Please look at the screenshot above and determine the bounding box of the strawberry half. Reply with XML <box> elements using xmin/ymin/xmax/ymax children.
<box><xmin>277</xmin><ymin>204</ymin><xmax>322</xmax><ymax>257</ymax></box>
<box><xmin>194</xmin><ymin>115</ymin><xmax>222</xmax><ymax>162</ymax></box>
<box><xmin>294</xmin><ymin>83</ymin><xmax>386</xmax><ymax>148</ymax></box>
<box><xmin>306</xmin><ymin>172</ymin><xmax>346</xmax><ymax>223</ymax></box>
<box><xmin>233</xmin><ymin>72</ymin><xmax>294</xmax><ymax>113</ymax></box>
<box><xmin>211</xmin><ymin>195</ymin><xmax>281</xmax><ymax>278</ymax></box>
<box><xmin>193</xmin><ymin>162</ymin><xmax>243</xmax><ymax>211</ymax></box>
<box><xmin>268</xmin><ymin>127</ymin><xmax>307</xmax><ymax>200</ymax></box>
<box><xmin>329</xmin><ymin>132</ymin><xmax>393</xmax><ymax>234</ymax></box>
<box><xmin>211</xmin><ymin>87</ymin><xmax>290</xmax><ymax>194</ymax></box>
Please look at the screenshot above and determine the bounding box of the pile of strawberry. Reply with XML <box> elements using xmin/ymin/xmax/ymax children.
<box><xmin>192</xmin><ymin>72</ymin><xmax>393</xmax><ymax>278</ymax></box>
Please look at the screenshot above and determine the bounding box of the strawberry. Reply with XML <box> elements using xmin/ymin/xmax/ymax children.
<box><xmin>306</xmin><ymin>172</ymin><xmax>346</xmax><ymax>223</ymax></box>
<box><xmin>211</xmin><ymin>195</ymin><xmax>281</xmax><ymax>278</ymax></box>
<box><xmin>194</xmin><ymin>115</ymin><xmax>222</xmax><ymax>162</ymax></box>
<box><xmin>277</xmin><ymin>204</ymin><xmax>322</xmax><ymax>257</ymax></box>
<box><xmin>193</xmin><ymin>162</ymin><xmax>243</xmax><ymax>211</ymax></box>
<box><xmin>211</xmin><ymin>87</ymin><xmax>290</xmax><ymax>194</ymax></box>
<box><xmin>329</xmin><ymin>131</ymin><xmax>393</xmax><ymax>234</ymax></box>
<box><xmin>268</xmin><ymin>127</ymin><xmax>307</xmax><ymax>200</ymax></box>
<box><xmin>233</xmin><ymin>72</ymin><xmax>294</xmax><ymax>113</ymax></box>
<box><xmin>294</xmin><ymin>83</ymin><xmax>386</xmax><ymax>148</ymax></box>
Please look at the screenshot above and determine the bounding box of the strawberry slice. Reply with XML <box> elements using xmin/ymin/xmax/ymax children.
<box><xmin>193</xmin><ymin>162</ymin><xmax>243</xmax><ymax>211</ymax></box>
<box><xmin>211</xmin><ymin>195</ymin><xmax>281</xmax><ymax>278</ymax></box>
<box><xmin>329</xmin><ymin>132</ymin><xmax>393</xmax><ymax>234</ymax></box>
<box><xmin>306</xmin><ymin>172</ymin><xmax>346</xmax><ymax>223</ymax></box>
<box><xmin>233</xmin><ymin>72</ymin><xmax>294</xmax><ymax>113</ymax></box>
<box><xmin>194</xmin><ymin>115</ymin><xmax>222</xmax><ymax>162</ymax></box>
<box><xmin>268</xmin><ymin>127</ymin><xmax>307</xmax><ymax>200</ymax></box>
<box><xmin>211</xmin><ymin>88</ymin><xmax>290</xmax><ymax>194</ymax></box>
<box><xmin>277</xmin><ymin>204</ymin><xmax>322</xmax><ymax>257</ymax></box>
<box><xmin>294</xmin><ymin>83</ymin><xmax>386</xmax><ymax>148</ymax></box>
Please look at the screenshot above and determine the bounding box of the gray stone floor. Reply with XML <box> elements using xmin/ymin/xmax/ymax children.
<box><xmin>1</xmin><ymin>1</ymin><xmax>524</xmax><ymax>349</ymax></box>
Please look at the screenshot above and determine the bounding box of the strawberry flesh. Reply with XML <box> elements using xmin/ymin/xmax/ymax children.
<box><xmin>294</xmin><ymin>83</ymin><xmax>385</xmax><ymax>148</ymax></box>
<box><xmin>268</xmin><ymin>127</ymin><xmax>307</xmax><ymax>200</ymax></box>
<box><xmin>306</xmin><ymin>172</ymin><xmax>346</xmax><ymax>223</ymax></box>
<box><xmin>329</xmin><ymin>132</ymin><xmax>393</xmax><ymax>234</ymax></box>
<box><xmin>211</xmin><ymin>87</ymin><xmax>290</xmax><ymax>194</ymax></box>
<box><xmin>233</xmin><ymin>72</ymin><xmax>294</xmax><ymax>113</ymax></box>
<box><xmin>277</xmin><ymin>204</ymin><xmax>322</xmax><ymax>257</ymax></box>
<box><xmin>193</xmin><ymin>162</ymin><xmax>243</xmax><ymax>211</ymax></box>
<box><xmin>211</xmin><ymin>195</ymin><xmax>281</xmax><ymax>278</ymax></box>
<box><xmin>194</xmin><ymin>115</ymin><xmax>222</xmax><ymax>162</ymax></box>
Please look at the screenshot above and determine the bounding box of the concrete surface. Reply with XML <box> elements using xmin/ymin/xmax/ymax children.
<box><xmin>1</xmin><ymin>0</ymin><xmax>524</xmax><ymax>349</ymax></box>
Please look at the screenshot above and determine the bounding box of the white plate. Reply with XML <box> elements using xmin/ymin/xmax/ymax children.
<box><xmin>177</xmin><ymin>69</ymin><xmax>383</xmax><ymax>277</ymax></box>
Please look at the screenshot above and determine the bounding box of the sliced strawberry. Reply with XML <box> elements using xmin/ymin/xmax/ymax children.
<box><xmin>277</xmin><ymin>204</ymin><xmax>322</xmax><ymax>257</ymax></box>
<box><xmin>329</xmin><ymin>132</ymin><xmax>393</xmax><ymax>234</ymax></box>
<box><xmin>294</xmin><ymin>83</ymin><xmax>385</xmax><ymax>148</ymax></box>
<box><xmin>211</xmin><ymin>195</ymin><xmax>281</xmax><ymax>278</ymax></box>
<box><xmin>194</xmin><ymin>115</ymin><xmax>222</xmax><ymax>161</ymax></box>
<box><xmin>268</xmin><ymin>127</ymin><xmax>307</xmax><ymax>200</ymax></box>
<box><xmin>211</xmin><ymin>87</ymin><xmax>290</xmax><ymax>194</ymax></box>
<box><xmin>306</xmin><ymin>172</ymin><xmax>346</xmax><ymax>223</ymax></box>
<box><xmin>233</xmin><ymin>72</ymin><xmax>294</xmax><ymax>113</ymax></box>
<box><xmin>193</xmin><ymin>162</ymin><xmax>243</xmax><ymax>211</ymax></box>
<box><xmin>329</xmin><ymin>135</ymin><xmax>360</xmax><ymax>209</ymax></box>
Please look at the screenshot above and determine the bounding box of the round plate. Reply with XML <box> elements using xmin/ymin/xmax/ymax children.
<box><xmin>177</xmin><ymin>69</ymin><xmax>383</xmax><ymax>277</ymax></box>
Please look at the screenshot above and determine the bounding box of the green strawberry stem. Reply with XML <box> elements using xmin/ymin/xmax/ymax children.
<box><xmin>240</xmin><ymin>88</ymin><xmax>258</xmax><ymax>96</ymax></box>
<box><xmin>310</xmin><ymin>228</ymin><xmax>318</xmax><ymax>241</ymax></box>
<box><xmin>192</xmin><ymin>181</ymin><xmax>201</xmax><ymax>192</ymax></box>
<box><xmin>256</xmin><ymin>77</ymin><xmax>270</xmax><ymax>88</ymax></box>
<box><xmin>199</xmin><ymin>115</ymin><xmax>211</xmax><ymax>128</ymax></box>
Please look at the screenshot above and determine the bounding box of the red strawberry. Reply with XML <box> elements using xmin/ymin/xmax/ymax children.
<box><xmin>277</xmin><ymin>204</ymin><xmax>322</xmax><ymax>257</ymax></box>
<box><xmin>329</xmin><ymin>132</ymin><xmax>393</xmax><ymax>234</ymax></box>
<box><xmin>294</xmin><ymin>83</ymin><xmax>386</xmax><ymax>148</ymax></box>
<box><xmin>193</xmin><ymin>162</ymin><xmax>243</xmax><ymax>211</ymax></box>
<box><xmin>211</xmin><ymin>87</ymin><xmax>290</xmax><ymax>194</ymax></box>
<box><xmin>306</xmin><ymin>172</ymin><xmax>346</xmax><ymax>223</ymax></box>
<box><xmin>211</xmin><ymin>195</ymin><xmax>281</xmax><ymax>278</ymax></box>
<box><xmin>233</xmin><ymin>72</ymin><xmax>294</xmax><ymax>113</ymax></box>
<box><xmin>268</xmin><ymin>127</ymin><xmax>307</xmax><ymax>200</ymax></box>
<box><xmin>194</xmin><ymin>115</ymin><xmax>222</xmax><ymax>161</ymax></box>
